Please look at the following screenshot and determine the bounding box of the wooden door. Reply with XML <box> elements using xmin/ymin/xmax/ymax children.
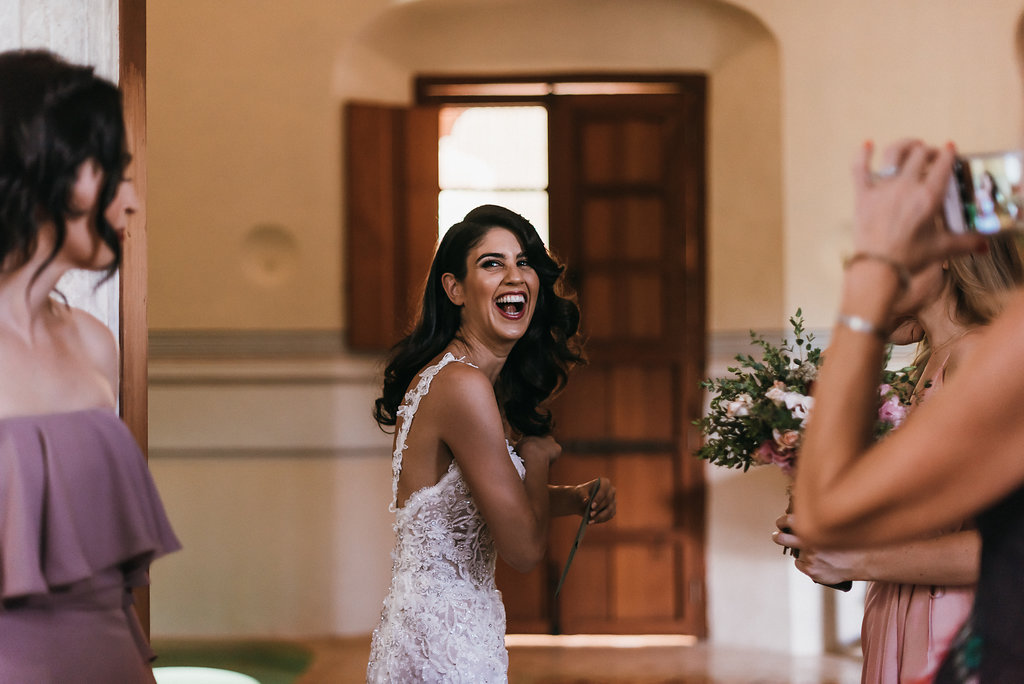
<box><xmin>499</xmin><ymin>87</ymin><xmax>708</xmax><ymax>636</ymax></box>
<box><xmin>345</xmin><ymin>80</ymin><xmax>708</xmax><ymax>635</ymax></box>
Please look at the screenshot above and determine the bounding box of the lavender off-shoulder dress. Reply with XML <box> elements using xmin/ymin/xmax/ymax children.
<box><xmin>0</xmin><ymin>408</ymin><xmax>181</xmax><ymax>683</ymax></box>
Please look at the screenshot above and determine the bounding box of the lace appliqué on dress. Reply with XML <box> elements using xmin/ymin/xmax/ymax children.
<box><xmin>367</xmin><ymin>353</ymin><xmax>525</xmax><ymax>683</ymax></box>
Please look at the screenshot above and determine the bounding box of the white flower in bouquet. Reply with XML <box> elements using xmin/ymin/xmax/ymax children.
<box><xmin>725</xmin><ymin>393</ymin><xmax>753</xmax><ymax>418</ymax></box>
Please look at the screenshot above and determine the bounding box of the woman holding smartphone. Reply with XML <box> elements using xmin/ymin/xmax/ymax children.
<box><xmin>775</xmin><ymin>230</ymin><xmax>1022</xmax><ymax>683</ymax></box>
<box><xmin>792</xmin><ymin>137</ymin><xmax>1024</xmax><ymax>681</ymax></box>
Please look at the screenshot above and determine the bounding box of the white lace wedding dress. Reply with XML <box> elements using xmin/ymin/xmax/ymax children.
<box><xmin>367</xmin><ymin>353</ymin><xmax>526</xmax><ymax>683</ymax></box>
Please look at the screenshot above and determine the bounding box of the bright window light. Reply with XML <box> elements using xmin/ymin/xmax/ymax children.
<box><xmin>438</xmin><ymin>106</ymin><xmax>549</xmax><ymax>244</ymax></box>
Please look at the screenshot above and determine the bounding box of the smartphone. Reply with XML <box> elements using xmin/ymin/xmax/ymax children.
<box><xmin>943</xmin><ymin>149</ymin><xmax>1024</xmax><ymax>234</ymax></box>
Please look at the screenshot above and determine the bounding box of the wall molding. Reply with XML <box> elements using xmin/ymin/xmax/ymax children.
<box><xmin>150</xmin><ymin>329</ymin><xmax>824</xmax><ymax>362</ymax></box>
<box><xmin>148</xmin><ymin>326</ymin><xmax>922</xmax><ymax>385</ymax></box>
<box><xmin>149</xmin><ymin>354</ymin><xmax>384</xmax><ymax>386</ymax></box>
<box><xmin>149</xmin><ymin>329</ymin><xmax>351</xmax><ymax>359</ymax></box>
<box><xmin>149</xmin><ymin>446</ymin><xmax>390</xmax><ymax>460</ymax></box>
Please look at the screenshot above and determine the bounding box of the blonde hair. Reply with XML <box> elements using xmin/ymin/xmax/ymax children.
<box><xmin>913</xmin><ymin>234</ymin><xmax>1024</xmax><ymax>377</ymax></box>
<box><xmin>948</xmin><ymin>234</ymin><xmax>1024</xmax><ymax>325</ymax></box>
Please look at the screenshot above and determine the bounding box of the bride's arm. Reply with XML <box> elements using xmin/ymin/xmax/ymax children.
<box><xmin>434</xmin><ymin>364</ymin><xmax>556</xmax><ymax>572</ymax></box>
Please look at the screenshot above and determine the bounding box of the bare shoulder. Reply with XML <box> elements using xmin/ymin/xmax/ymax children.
<box><xmin>956</xmin><ymin>293</ymin><xmax>1024</xmax><ymax>376</ymax></box>
<box><xmin>975</xmin><ymin>293</ymin><xmax>1024</xmax><ymax>346</ymax></box>
<box><xmin>57</xmin><ymin>304</ymin><xmax>119</xmax><ymax>391</ymax></box>
<box><xmin>950</xmin><ymin>327</ymin><xmax>985</xmax><ymax>362</ymax></box>
<box><xmin>430</xmin><ymin>360</ymin><xmax>497</xmax><ymax>408</ymax></box>
<box><xmin>418</xmin><ymin>360</ymin><xmax>502</xmax><ymax>434</ymax></box>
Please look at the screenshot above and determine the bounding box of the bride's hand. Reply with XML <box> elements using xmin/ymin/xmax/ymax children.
<box><xmin>577</xmin><ymin>477</ymin><xmax>616</xmax><ymax>524</ymax></box>
<box><xmin>853</xmin><ymin>139</ymin><xmax>985</xmax><ymax>275</ymax></box>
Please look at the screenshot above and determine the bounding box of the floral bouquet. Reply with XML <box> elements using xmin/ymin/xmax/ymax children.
<box><xmin>696</xmin><ymin>309</ymin><xmax>915</xmax><ymax>476</ymax></box>
<box><xmin>695</xmin><ymin>310</ymin><xmax>916</xmax><ymax>589</ymax></box>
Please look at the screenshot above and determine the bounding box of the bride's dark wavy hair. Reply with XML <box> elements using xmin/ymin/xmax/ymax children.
<box><xmin>0</xmin><ymin>50</ymin><xmax>128</xmax><ymax>282</ymax></box>
<box><xmin>374</xmin><ymin>204</ymin><xmax>584</xmax><ymax>437</ymax></box>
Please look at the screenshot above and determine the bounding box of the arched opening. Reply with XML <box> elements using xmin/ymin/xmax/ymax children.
<box><xmin>335</xmin><ymin>0</ymin><xmax>782</xmax><ymax>637</ymax></box>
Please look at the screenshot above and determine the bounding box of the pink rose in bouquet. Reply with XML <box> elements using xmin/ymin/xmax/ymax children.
<box><xmin>772</xmin><ymin>450</ymin><xmax>797</xmax><ymax>476</ymax></box>
<box><xmin>875</xmin><ymin>382</ymin><xmax>915</xmax><ymax>437</ymax></box>
<box><xmin>753</xmin><ymin>441</ymin><xmax>779</xmax><ymax>465</ymax></box>
<box><xmin>879</xmin><ymin>395</ymin><xmax>908</xmax><ymax>427</ymax></box>
<box><xmin>772</xmin><ymin>428</ymin><xmax>800</xmax><ymax>451</ymax></box>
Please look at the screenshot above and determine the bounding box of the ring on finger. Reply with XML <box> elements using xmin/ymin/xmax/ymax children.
<box><xmin>873</xmin><ymin>164</ymin><xmax>900</xmax><ymax>180</ymax></box>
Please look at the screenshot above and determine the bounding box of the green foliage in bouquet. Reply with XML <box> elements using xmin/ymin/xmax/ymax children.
<box><xmin>695</xmin><ymin>309</ymin><xmax>916</xmax><ymax>475</ymax></box>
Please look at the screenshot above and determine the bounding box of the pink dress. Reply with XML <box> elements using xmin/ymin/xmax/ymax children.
<box><xmin>860</xmin><ymin>363</ymin><xmax>976</xmax><ymax>684</ymax></box>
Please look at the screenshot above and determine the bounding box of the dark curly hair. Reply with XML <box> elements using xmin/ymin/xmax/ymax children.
<box><xmin>374</xmin><ymin>205</ymin><xmax>584</xmax><ymax>437</ymax></box>
<box><xmin>0</xmin><ymin>49</ymin><xmax>128</xmax><ymax>282</ymax></box>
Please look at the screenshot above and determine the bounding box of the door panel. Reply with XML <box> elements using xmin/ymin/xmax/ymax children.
<box><xmin>610</xmin><ymin>366</ymin><xmax>674</xmax><ymax>440</ymax></box>
<box><xmin>520</xmin><ymin>87</ymin><xmax>707</xmax><ymax>636</ymax></box>
<box><xmin>613</xmin><ymin>543</ymin><xmax>677</xmax><ymax>619</ymax></box>
<box><xmin>614</xmin><ymin>454</ymin><xmax>676</xmax><ymax>530</ymax></box>
<box><xmin>622</xmin><ymin>198</ymin><xmax>664</xmax><ymax>259</ymax></box>
<box><xmin>625</xmin><ymin>274</ymin><xmax>664</xmax><ymax>337</ymax></box>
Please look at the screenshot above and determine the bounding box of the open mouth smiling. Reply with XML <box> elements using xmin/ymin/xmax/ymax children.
<box><xmin>495</xmin><ymin>292</ymin><xmax>527</xmax><ymax>320</ymax></box>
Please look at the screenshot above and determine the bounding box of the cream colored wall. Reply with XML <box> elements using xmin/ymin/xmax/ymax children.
<box><xmin>148</xmin><ymin>0</ymin><xmax>1024</xmax><ymax>333</ymax></box>
<box><xmin>147</xmin><ymin>357</ymin><xmax>395</xmax><ymax>637</ymax></box>
<box><xmin>149</xmin><ymin>0</ymin><xmax>783</xmax><ymax>332</ymax></box>
<box><xmin>732</xmin><ymin>0</ymin><xmax>1024</xmax><ymax>326</ymax></box>
<box><xmin>147</xmin><ymin>0</ymin><xmax>378</xmax><ymax>330</ymax></box>
<box><xmin>707</xmin><ymin>34</ymin><xmax>782</xmax><ymax>331</ymax></box>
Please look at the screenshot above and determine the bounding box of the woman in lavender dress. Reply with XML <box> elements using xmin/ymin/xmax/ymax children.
<box><xmin>0</xmin><ymin>50</ymin><xmax>180</xmax><ymax>683</ymax></box>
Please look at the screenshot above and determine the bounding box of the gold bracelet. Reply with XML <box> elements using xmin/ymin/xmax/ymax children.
<box><xmin>843</xmin><ymin>252</ymin><xmax>911</xmax><ymax>292</ymax></box>
<box><xmin>835</xmin><ymin>313</ymin><xmax>887</xmax><ymax>341</ymax></box>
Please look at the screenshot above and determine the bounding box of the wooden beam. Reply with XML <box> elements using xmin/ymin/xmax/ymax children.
<box><xmin>119</xmin><ymin>0</ymin><xmax>150</xmax><ymax>637</ymax></box>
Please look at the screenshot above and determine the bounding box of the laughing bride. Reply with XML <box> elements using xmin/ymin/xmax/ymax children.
<box><xmin>366</xmin><ymin>205</ymin><xmax>616</xmax><ymax>682</ymax></box>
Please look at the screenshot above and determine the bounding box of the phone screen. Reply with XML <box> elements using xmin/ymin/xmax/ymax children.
<box><xmin>944</xmin><ymin>150</ymin><xmax>1024</xmax><ymax>234</ymax></box>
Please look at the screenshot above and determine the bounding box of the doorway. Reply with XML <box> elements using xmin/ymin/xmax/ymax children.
<box><xmin>346</xmin><ymin>73</ymin><xmax>707</xmax><ymax>636</ymax></box>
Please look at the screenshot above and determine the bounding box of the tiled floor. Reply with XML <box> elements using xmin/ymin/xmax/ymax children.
<box><xmin>292</xmin><ymin>634</ymin><xmax>863</xmax><ymax>684</ymax></box>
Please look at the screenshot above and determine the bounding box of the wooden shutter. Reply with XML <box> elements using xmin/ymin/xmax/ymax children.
<box><xmin>344</xmin><ymin>103</ymin><xmax>439</xmax><ymax>351</ymax></box>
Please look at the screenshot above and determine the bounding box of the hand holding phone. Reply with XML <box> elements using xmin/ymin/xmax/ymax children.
<box><xmin>943</xmin><ymin>149</ymin><xmax>1024</xmax><ymax>234</ymax></box>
